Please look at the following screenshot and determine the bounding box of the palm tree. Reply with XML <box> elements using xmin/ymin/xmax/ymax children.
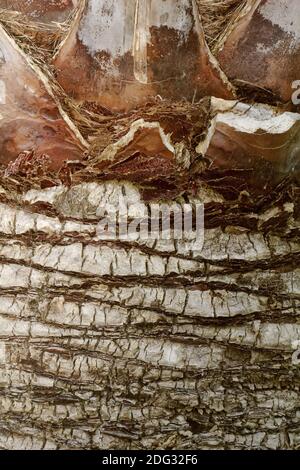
<box><xmin>0</xmin><ymin>0</ymin><xmax>299</xmax><ymax>450</ymax></box>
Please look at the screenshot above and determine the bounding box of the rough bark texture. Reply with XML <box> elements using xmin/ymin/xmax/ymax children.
<box><xmin>0</xmin><ymin>176</ymin><xmax>299</xmax><ymax>450</ymax></box>
<box><xmin>0</xmin><ymin>0</ymin><xmax>299</xmax><ymax>452</ymax></box>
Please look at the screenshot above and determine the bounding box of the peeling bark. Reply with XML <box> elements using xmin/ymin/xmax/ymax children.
<box><xmin>198</xmin><ymin>98</ymin><xmax>300</xmax><ymax>189</ymax></box>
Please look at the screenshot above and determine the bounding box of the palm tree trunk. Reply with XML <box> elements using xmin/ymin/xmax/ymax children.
<box><xmin>0</xmin><ymin>0</ymin><xmax>299</xmax><ymax>451</ymax></box>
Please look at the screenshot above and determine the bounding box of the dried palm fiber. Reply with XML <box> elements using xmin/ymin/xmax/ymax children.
<box><xmin>0</xmin><ymin>8</ymin><xmax>69</xmax><ymax>60</ymax></box>
<box><xmin>0</xmin><ymin>0</ymin><xmax>78</xmax><ymax>23</ymax></box>
<box><xmin>0</xmin><ymin>1</ymin><xmax>282</xmax><ymax>107</ymax></box>
<box><xmin>197</xmin><ymin>0</ymin><xmax>246</xmax><ymax>51</ymax></box>
<box><xmin>0</xmin><ymin>8</ymin><xmax>106</xmax><ymax>142</ymax></box>
<box><xmin>0</xmin><ymin>2</ymin><xmax>245</xmax><ymax>144</ymax></box>
<box><xmin>0</xmin><ymin>0</ymin><xmax>298</xmax><ymax>197</ymax></box>
<box><xmin>0</xmin><ymin>5</ymin><xmax>207</xmax><ymax>195</ymax></box>
<box><xmin>0</xmin><ymin>1</ymin><xmax>247</xmax><ymax>53</ymax></box>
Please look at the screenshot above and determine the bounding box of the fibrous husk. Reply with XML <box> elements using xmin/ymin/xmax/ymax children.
<box><xmin>69</xmin><ymin>100</ymin><xmax>211</xmax><ymax>201</ymax></box>
<box><xmin>0</xmin><ymin>0</ymin><xmax>298</xmax><ymax>202</ymax></box>
<box><xmin>66</xmin><ymin>97</ymin><xmax>300</xmax><ymax>200</ymax></box>
<box><xmin>197</xmin><ymin>0</ymin><xmax>246</xmax><ymax>52</ymax></box>
<box><xmin>216</xmin><ymin>0</ymin><xmax>300</xmax><ymax>103</ymax></box>
<box><xmin>53</xmin><ymin>0</ymin><xmax>234</xmax><ymax>113</ymax></box>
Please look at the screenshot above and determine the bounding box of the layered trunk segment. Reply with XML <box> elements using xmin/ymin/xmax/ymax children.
<box><xmin>53</xmin><ymin>0</ymin><xmax>234</xmax><ymax>112</ymax></box>
<box><xmin>0</xmin><ymin>23</ymin><xmax>85</xmax><ymax>168</ymax></box>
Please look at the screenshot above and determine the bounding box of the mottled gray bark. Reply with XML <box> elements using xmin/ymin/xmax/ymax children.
<box><xmin>0</xmin><ymin>179</ymin><xmax>299</xmax><ymax>450</ymax></box>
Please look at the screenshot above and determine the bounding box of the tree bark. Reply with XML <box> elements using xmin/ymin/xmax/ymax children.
<box><xmin>0</xmin><ymin>177</ymin><xmax>299</xmax><ymax>450</ymax></box>
<box><xmin>0</xmin><ymin>0</ymin><xmax>299</xmax><ymax>452</ymax></box>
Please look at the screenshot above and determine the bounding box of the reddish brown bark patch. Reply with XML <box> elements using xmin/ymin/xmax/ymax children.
<box><xmin>217</xmin><ymin>0</ymin><xmax>300</xmax><ymax>103</ymax></box>
<box><xmin>53</xmin><ymin>0</ymin><xmax>234</xmax><ymax>113</ymax></box>
<box><xmin>0</xmin><ymin>24</ymin><xmax>84</xmax><ymax>170</ymax></box>
<box><xmin>0</xmin><ymin>0</ymin><xmax>77</xmax><ymax>23</ymax></box>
